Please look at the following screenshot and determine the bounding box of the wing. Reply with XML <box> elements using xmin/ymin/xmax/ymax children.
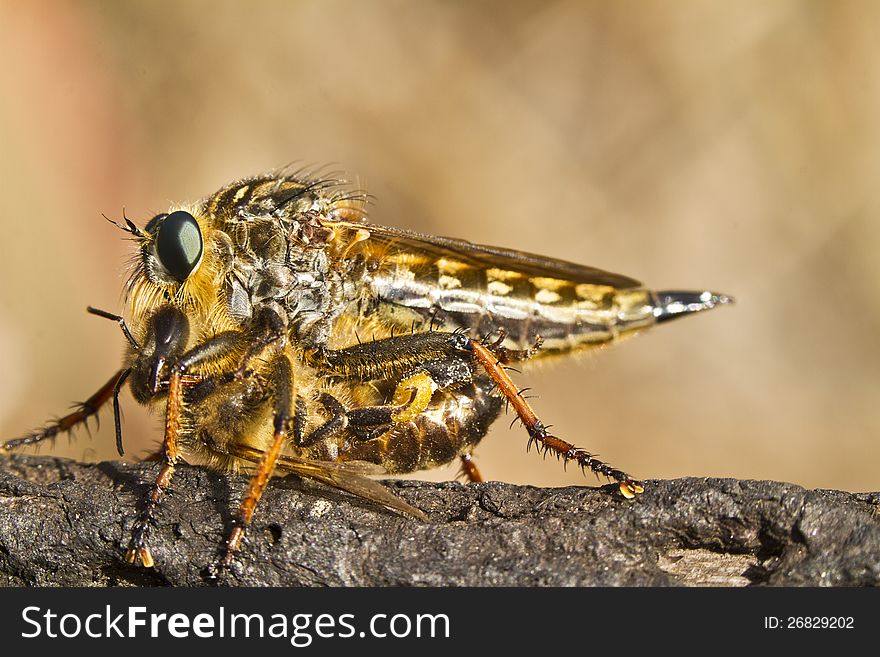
<box><xmin>326</xmin><ymin>218</ymin><xmax>642</xmax><ymax>289</ymax></box>
<box><xmin>229</xmin><ymin>444</ymin><xmax>428</xmax><ymax>521</ymax></box>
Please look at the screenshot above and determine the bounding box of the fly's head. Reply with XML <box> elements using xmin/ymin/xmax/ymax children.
<box><xmin>120</xmin><ymin>205</ymin><xmax>234</xmax><ymax>326</ymax></box>
<box><xmin>109</xmin><ymin>202</ymin><xmax>235</xmax><ymax>404</ymax></box>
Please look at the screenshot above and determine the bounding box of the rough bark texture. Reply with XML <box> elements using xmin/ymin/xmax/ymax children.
<box><xmin>0</xmin><ymin>454</ymin><xmax>877</xmax><ymax>587</ymax></box>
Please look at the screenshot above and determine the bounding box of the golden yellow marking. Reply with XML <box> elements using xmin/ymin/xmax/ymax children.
<box><xmin>251</xmin><ymin>180</ymin><xmax>276</xmax><ymax>198</ymax></box>
<box><xmin>575</xmin><ymin>284</ymin><xmax>616</xmax><ymax>298</ymax></box>
<box><xmin>391</xmin><ymin>371</ymin><xmax>436</xmax><ymax>423</ymax></box>
<box><xmin>529</xmin><ymin>277</ymin><xmax>568</xmax><ymax>291</ymax></box>
<box><xmin>232</xmin><ymin>185</ymin><xmax>250</xmax><ymax>203</ymax></box>
<box><xmin>487</xmin><ymin>280</ymin><xmax>513</xmax><ymax>296</ymax></box>
<box><xmin>486</xmin><ymin>268</ymin><xmax>524</xmax><ymax>282</ymax></box>
<box><xmin>436</xmin><ymin>258</ymin><xmax>470</xmax><ymax>274</ymax></box>
<box><xmin>534</xmin><ymin>288</ymin><xmax>561</xmax><ymax>304</ymax></box>
<box><xmin>438</xmin><ymin>274</ymin><xmax>461</xmax><ymax>290</ymax></box>
<box><xmin>574</xmin><ymin>284</ymin><xmax>616</xmax><ymax>309</ymax></box>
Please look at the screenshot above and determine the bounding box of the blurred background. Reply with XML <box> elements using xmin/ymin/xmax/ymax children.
<box><xmin>0</xmin><ymin>0</ymin><xmax>877</xmax><ymax>492</ymax></box>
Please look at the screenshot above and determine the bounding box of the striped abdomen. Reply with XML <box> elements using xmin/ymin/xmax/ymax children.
<box><xmin>335</xmin><ymin>379</ymin><xmax>504</xmax><ymax>474</ymax></box>
<box><xmin>365</xmin><ymin>255</ymin><xmax>658</xmax><ymax>355</ymax></box>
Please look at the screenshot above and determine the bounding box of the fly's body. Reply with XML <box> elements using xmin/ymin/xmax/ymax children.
<box><xmin>3</xmin><ymin>170</ymin><xmax>731</xmax><ymax>572</ymax></box>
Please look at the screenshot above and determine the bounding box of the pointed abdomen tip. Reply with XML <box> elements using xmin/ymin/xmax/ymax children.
<box><xmin>652</xmin><ymin>289</ymin><xmax>734</xmax><ymax>323</ymax></box>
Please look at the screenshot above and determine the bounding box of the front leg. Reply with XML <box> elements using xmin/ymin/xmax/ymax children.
<box><xmin>125</xmin><ymin>330</ymin><xmax>247</xmax><ymax>567</ymax></box>
<box><xmin>2</xmin><ymin>370</ymin><xmax>128</xmax><ymax>452</ymax></box>
<box><xmin>3</xmin><ymin>306</ymin><xmax>141</xmax><ymax>456</ymax></box>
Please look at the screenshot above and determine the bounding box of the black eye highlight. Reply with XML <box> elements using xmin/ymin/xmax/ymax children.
<box><xmin>154</xmin><ymin>211</ymin><xmax>203</xmax><ymax>282</ymax></box>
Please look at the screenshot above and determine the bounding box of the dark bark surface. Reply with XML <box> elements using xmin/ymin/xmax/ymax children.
<box><xmin>0</xmin><ymin>454</ymin><xmax>877</xmax><ymax>587</ymax></box>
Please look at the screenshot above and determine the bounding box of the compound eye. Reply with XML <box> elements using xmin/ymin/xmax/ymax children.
<box><xmin>154</xmin><ymin>211</ymin><xmax>203</xmax><ymax>282</ymax></box>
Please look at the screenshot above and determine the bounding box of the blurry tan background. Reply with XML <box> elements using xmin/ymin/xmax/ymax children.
<box><xmin>1</xmin><ymin>0</ymin><xmax>877</xmax><ymax>492</ymax></box>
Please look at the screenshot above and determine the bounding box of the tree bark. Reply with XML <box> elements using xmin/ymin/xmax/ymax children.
<box><xmin>0</xmin><ymin>454</ymin><xmax>877</xmax><ymax>586</ymax></box>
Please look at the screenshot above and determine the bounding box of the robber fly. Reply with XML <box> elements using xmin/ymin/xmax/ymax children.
<box><xmin>2</xmin><ymin>170</ymin><xmax>731</xmax><ymax>569</ymax></box>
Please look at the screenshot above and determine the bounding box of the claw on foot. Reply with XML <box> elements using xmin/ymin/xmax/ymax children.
<box><xmin>619</xmin><ymin>480</ymin><xmax>645</xmax><ymax>499</ymax></box>
<box><xmin>125</xmin><ymin>546</ymin><xmax>155</xmax><ymax>568</ymax></box>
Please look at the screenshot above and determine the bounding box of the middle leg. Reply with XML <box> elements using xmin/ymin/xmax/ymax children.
<box><xmin>222</xmin><ymin>352</ymin><xmax>294</xmax><ymax>566</ymax></box>
<box><xmin>311</xmin><ymin>330</ymin><xmax>642</xmax><ymax>496</ymax></box>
